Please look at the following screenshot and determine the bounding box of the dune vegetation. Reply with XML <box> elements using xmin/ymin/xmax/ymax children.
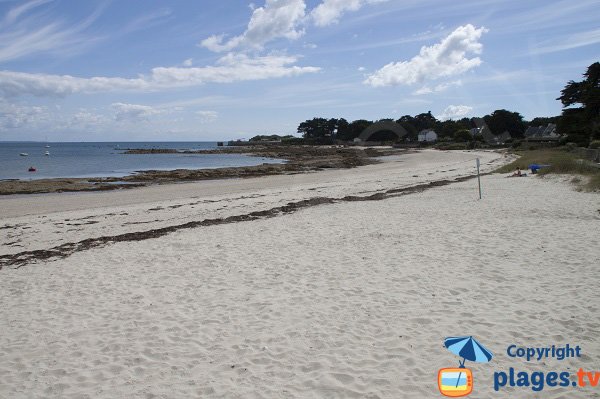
<box><xmin>496</xmin><ymin>149</ymin><xmax>600</xmax><ymax>191</ymax></box>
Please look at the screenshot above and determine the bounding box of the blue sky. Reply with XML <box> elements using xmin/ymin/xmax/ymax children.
<box><xmin>0</xmin><ymin>0</ymin><xmax>598</xmax><ymax>141</ymax></box>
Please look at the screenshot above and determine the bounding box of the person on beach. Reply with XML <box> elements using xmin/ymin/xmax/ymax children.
<box><xmin>513</xmin><ymin>168</ymin><xmax>522</xmax><ymax>177</ymax></box>
<box><xmin>507</xmin><ymin>167</ymin><xmax>526</xmax><ymax>178</ymax></box>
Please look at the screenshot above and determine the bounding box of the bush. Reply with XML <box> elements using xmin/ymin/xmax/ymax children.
<box><xmin>558</xmin><ymin>136</ymin><xmax>570</xmax><ymax>146</ymax></box>
<box><xmin>453</xmin><ymin>129</ymin><xmax>472</xmax><ymax>142</ymax></box>
<box><xmin>436</xmin><ymin>143</ymin><xmax>468</xmax><ymax>150</ymax></box>
<box><xmin>281</xmin><ymin>137</ymin><xmax>306</xmax><ymax>145</ymax></box>
<box><xmin>589</xmin><ymin>140</ymin><xmax>600</xmax><ymax>149</ymax></box>
<box><xmin>565</xmin><ymin>142</ymin><xmax>577</xmax><ymax>151</ymax></box>
<box><xmin>539</xmin><ymin>158</ymin><xmax>599</xmax><ymax>175</ymax></box>
<box><xmin>467</xmin><ymin>141</ymin><xmax>479</xmax><ymax>150</ymax></box>
<box><xmin>495</xmin><ymin>149</ymin><xmax>600</xmax><ymax>191</ymax></box>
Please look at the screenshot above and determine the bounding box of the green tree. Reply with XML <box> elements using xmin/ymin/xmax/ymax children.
<box><xmin>528</xmin><ymin>116</ymin><xmax>560</xmax><ymax>127</ymax></box>
<box><xmin>413</xmin><ymin>111</ymin><xmax>437</xmax><ymax>131</ymax></box>
<box><xmin>396</xmin><ymin>115</ymin><xmax>417</xmax><ymax>141</ymax></box>
<box><xmin>337</xmin><ymin>119</ymin><xmax>373</xmax><ymax>141</ymax></box>
<box><xmin>435</xmin><ymin>119</ymin><xmax>471</xmax><ymax>139</ymax></box>
<box><xmin>335</xmin><ymin>118</ymin><xmax>349</xmax><ymax>141</ymax></box>
<box><xmin>483</xmin><ymin>109</ymin><xmax>526</xmax><ymax>138</ymax></box>
<box><xmin>453</xmin><ymin>129</ymin><xmax>472</xmax><ymax>142</ymax></box>
<box><xmin>250</xmin><ymin>134</ymin><xmax>294</xmax><ymax>142</ymax></box>
<box><xmin>557</xmin><ymin>62</ymin><xmax>600</xmax><ymax>146</ymax></box>
<box><xmin>297</xmin><ymin>118</ymin><xmax>338</xmax><ymax>142</ymax></box>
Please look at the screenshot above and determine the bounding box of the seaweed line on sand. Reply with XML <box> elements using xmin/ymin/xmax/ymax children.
<box><xmin>0</xmin><ymin>174</ymin><xmax>481</xmax><ymax>270</ymax></box>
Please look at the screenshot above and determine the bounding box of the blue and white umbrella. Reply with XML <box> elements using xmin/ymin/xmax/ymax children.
<box><xmin>444</xmin><ymin>336</ymin><xmax>493</xmax><ymax>366</ymax></box>
<box><xmin>444</xmin><ymin>336</ymin><xmax>493</xmax><ymax>388</ymax></box>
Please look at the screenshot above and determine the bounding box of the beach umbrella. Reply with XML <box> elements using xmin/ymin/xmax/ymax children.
<box><xmin>444</xmin><ymin>336</ymin><xmax>493</xmax><ymax>388</ymax></box>
<box><xmin>444</xmin><ymin>336</ymin><xmax>493</xmax><ymax>365</ymax></box>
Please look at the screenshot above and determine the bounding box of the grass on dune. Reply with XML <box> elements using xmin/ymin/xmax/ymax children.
<box><xmin>496</xmin><ymin>149</ymin><xmax>600</xmax><ymax>191</ymax></box>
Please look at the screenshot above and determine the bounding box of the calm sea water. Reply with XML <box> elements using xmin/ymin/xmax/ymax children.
<box><xmin>0</xmin><ymin>142</ymin><xmax>284</xmax><ymax>180</ymax></box>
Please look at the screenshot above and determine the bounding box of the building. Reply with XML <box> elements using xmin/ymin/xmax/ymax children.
<box><xmin>524</xmin><ymin>123</ymin><xmax>560</xmax><ymax>141</ymax></box>
<box><xmin>418</xmin><ymin>129</ymin><xmax>438</xmax><ymax>142</ymax></box>
<box><xmin>471</xmin><ymin>118</ymin><xmax>511</xmax><ymax>144</ymax></box>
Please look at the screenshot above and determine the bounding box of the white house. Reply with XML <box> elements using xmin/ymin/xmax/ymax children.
<box><xmin>418</xmin><ymin>129</ymin><xmax>438</xmax><ymax>142</ymax></box>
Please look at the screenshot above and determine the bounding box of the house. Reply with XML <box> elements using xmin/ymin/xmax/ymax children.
<box><xmin>418</xmin><ymin>129</ymin><xmax>438</xmax><ymax>142</ymax></box>
<box><xmin>471</xmin><ymin>118</ymin><xmax>511</xmax><ymax>144</ymax></box>
<box><xmin>524</xmin><ymin>123</ymin><xmax>560</xmax><ymax>141</ymax></box>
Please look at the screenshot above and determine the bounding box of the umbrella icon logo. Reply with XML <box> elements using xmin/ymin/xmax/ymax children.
<box><xmin>438</xmin><ymin>336</ymin><xmax>493</xmax><ymax>397</ymax></box>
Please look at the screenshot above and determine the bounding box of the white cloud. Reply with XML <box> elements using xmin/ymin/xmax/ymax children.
<box><xmin>0</xmin><ymin>99</ymin><xmax>109</xmax><ymax>131</ymax></box>
<box><xmin>111</xmin><ymin>103</ymin><xmax>162</xmax><ymax>121</ymax></box>
<box><xmin>413</xmin><ymin>80</ymin><xmax>462</xmax><ymax>95</ymax></box>
<box><xmin>201</xmin><ymin>0</ymin><xmax>306</xmax><ymax>52</ymax></box>
<box><xmin>311</xmin><ymin>0</ymin><xmax>388</xmax><ymax>27</ymax></box>
<box><xmin>437</xmin><ymin>105</ymin><xmax>473</xmax><ymax>120</ymax></box>
<box><xmin>0</xmin><ymin>99</ymin><xmax>47</xmax><ymax>129</ymax></box>
<box><xmin>531</xmin><ymin>27</ymin><xmax>600</xmax><ymax>54</ymax></box>
<box><xmin>0</xmin><ymin>54</ymin><xmax>320</xmax><ymax>98</ymax></box>
<box><xmin>121</xmin><ymin>8</ymin><xmax>172</xmax><ymax>34</ymax></box>
<box><xmin>364</xmin><ymin>24</ymin><xmax>487</xmax><ymax>87</ymax></box>
<box><xmin>201</xmin><ymin>0</ymin><xmax>390</xmax><ymax>52</ymax></box>
<box><xmin>151</xmin><ymin>54</ymin><xmax>319</xmax><ymax>84</ymax></box>
<box><xmin>0</xmin><ymin>1</ymin><xmax>104</xmax><ymax>63</ymax></box>
<box><xmin>70</xmin><ymin>109</ymin><xmax>109</xmax><ymax>127</ymax></box>
<box><xmin>196</xmin><ymin>110</ymin><xmax>218</xmax><ymax>123</ymax></box>
<box><xmin>4</xmin><ymin>0</ymin><xmax>52</xmax><ymax>24</ymax></box>
<box><xmin>182</xmin><ymin>58</ymin><xmax>193</xmax><ymax>67</ymax></box>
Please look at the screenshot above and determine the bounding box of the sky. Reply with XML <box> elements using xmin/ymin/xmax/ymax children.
<box><xmin>0</xmin><ymin>0</ymin><xmax>598</xmax><ymax>142</ymax></box>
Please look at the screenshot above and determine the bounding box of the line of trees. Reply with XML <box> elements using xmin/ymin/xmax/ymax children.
<box><xmin>294</xmin><ymin>62</ymin><xmax>599</xmax><ymax>146</ymax></box>
<box><xmin>296</xmin><ymin>110</ymin><xmax>545</xmax><ymax>144</ymax></box>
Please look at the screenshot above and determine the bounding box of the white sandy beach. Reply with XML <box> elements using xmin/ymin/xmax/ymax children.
<box><xmin>1</xmin><ymin>149</ymin><xmax>599</xmax><ymax>398</ymax></box>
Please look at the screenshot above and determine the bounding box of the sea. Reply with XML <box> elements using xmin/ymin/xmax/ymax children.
<box><xmin>0</xmin><ymin>142</ymin><xmax>284</xmax><ymax>180</ymax></box>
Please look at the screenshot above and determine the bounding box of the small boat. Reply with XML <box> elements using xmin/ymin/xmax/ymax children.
<box><xmin>44</xmin><ymin>151</ymin><xmax>50</xmax><ymax>156</ymax></box>
<box><xmin>28</xmin><ymin>166</ymin><xmax>36</xmax><ymax>172</ymax></box>
<box><xmin>45</xmin><ymin>145</ymin><xmax>50</xmax><ymax>148</ymax></box>
<box><xmin>19</xmin><ymin>152</ymin><xmax>29</xmax><ymax>156</ymax></box>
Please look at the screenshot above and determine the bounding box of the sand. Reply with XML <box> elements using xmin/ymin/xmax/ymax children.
<box><xmin>1</xmin><ymin>149</ymin><xmax>599</xmax><ymax>398</ymax></box>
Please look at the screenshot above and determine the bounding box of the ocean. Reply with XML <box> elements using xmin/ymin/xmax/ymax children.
<box><xmin>0</xmin><ymin>142</ymin><xmax>284</xmax><ymax>180</ymax></box>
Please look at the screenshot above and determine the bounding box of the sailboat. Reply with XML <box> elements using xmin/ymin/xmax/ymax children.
<box><xmin>45</xmin><ymin>151</ymin><xmax>50</xmax><ymax>156</ymax></box>
<box><xmin>19</xmin><ymin>152</ymin><xmax>29</xmax><ymax>156</ymax></box>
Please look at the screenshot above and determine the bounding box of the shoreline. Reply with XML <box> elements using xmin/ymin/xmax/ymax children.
<box><xmin>0</xmin><ymin>145</ymin><xmax>396</xmax><ymax>196</ymax></box>
<box><xmin>0</xmin><ymin>149</ymin><xmax>509</xmax><ymax>257</ymax></box>
<box><xmin>0</xmin><ymin>174</ymin><xmax>483</xmax><ymax>269</ymax></box>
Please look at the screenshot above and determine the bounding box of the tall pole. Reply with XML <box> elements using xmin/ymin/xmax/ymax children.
<box><xmin>476</xmin><ymin>158</ymin><xmax>482</xmax><ymax>200</ymax></box>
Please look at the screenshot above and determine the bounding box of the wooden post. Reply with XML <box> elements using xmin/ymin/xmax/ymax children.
<box><xmin>476</xmin><ymin>158</ymin><xmax>482</xmax><ymax>200</ymax></box>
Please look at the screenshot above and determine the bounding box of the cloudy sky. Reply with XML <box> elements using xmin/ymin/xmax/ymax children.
<box><xmin>0</xmin><ymin>0</ymin><xmax>598</xmax><ymax>141</ymax></box>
